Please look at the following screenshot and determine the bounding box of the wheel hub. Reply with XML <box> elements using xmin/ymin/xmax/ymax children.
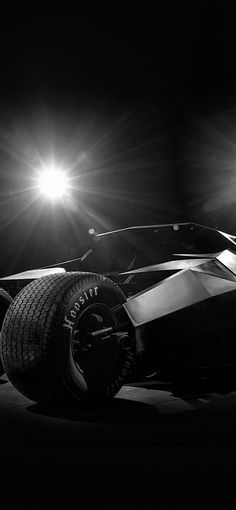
<box><xmin>71</xmin><ymin>303</ymin><xmax>127</xmax><ymax>381</ymax></box>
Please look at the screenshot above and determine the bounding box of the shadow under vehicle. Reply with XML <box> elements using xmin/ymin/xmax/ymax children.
<box><xmin>1</xmin><ymin>222</ymin><xmax>236</xmax><ymax>404</ymax></box>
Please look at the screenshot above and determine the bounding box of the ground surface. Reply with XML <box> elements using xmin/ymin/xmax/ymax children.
<box><xmin>1</xmin><ymin>374</ymin><xmax>236</xmax><ymax>509</ymax></box>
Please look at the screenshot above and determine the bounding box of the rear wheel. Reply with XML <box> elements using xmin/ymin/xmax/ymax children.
<box><xmin>0</xmin><ymin>288</ymin><xmax>13</xmax><ymax>377</ymax></box>
<box><xmin>1</xmin><ymin>273</ymin><xmax>135</xmax><ymax>403</ymax></box>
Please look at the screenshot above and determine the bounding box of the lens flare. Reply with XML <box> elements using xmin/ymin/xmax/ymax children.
<box><xmin>37</xmin><ymin>164</ymin><xmax>68</xmax><ymax>199</ymax></box>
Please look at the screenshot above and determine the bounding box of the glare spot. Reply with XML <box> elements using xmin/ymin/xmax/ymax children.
<box><xmin>37</xmin><ymin>164</ymin><xmax>68</xmax><ymax>200</ymax></box>
<box><xmin>173</xmin><ymin>224</ymin><xmax>179</xmax><ymax>231</ymax></box>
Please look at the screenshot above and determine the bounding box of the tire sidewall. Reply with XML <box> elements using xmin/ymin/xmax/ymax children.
<box><xmin>59</xmin><ymin>276</ymin><xmax>134</xmax><ymax>398</ymax></box>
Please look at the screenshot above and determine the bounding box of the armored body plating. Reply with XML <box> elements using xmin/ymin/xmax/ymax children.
<box><xmin>1</xmin><ymin>222</ymin><xmax>236</xmax><ymax>404</ymax></box>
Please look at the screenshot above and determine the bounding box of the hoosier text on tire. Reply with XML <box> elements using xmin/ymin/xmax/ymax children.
<box><xmin>0</xmin><ymin>272</ymin><xmax>135</xmax><ymax>403</ymax></box>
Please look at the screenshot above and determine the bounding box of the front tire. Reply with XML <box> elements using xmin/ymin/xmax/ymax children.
<box><xmin>1</xmin><ymin>273</ymin><xmax>135</xmax><ymax>403</ymax></box>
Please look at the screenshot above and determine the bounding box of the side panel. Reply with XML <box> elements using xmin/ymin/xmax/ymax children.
<box><xmin>124</xmin><ymin>267</ymin><xmax>236</xmax><ymax>326</ymax></box>
<box><xmin>217</xmin><ymin>250</ymin><xmax>236</xmax><ymax>274</ymax></box>
<box><xmin>143</xmin><ymin>290</ymin><xmax>236</xmax><ymax>372</ymax></box>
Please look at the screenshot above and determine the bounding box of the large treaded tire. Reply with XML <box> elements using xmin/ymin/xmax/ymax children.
<box><xmin>0</xmin><ymin>288</ymin><xmax>13</xmax><ymax>377</ymax></box>
<box><xmin>1</xmin><ymin>272</ymin><xmax>135</xmax><ymax>403</ymax></box>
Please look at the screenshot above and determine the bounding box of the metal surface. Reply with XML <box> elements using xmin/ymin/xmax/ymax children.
<box><xmin>121</xmin><ymin>258</ymin><xmax>210</xmax><ymax>274</ymax></box>
<box><xmin>124</xmin><ymin>261</ymin><xmax>236</xmax><ymax>326</ymax></box>
<box><xmin>217</xmin><ymin>249</ymin><xmax>236</xmax><ymax>274</ymax></box>
<box><xmin>0</xmin><ymin>267</ymin><xmax>65</xmax><ymax>280</ymax></box>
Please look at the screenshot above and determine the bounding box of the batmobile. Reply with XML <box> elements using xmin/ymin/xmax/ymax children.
<box><xmin>1</xmin><ymin>222</ymin><xmax>236</xmax><ymax>404</ymax></box>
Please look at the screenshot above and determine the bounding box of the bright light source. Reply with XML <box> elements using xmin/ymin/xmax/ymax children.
<box><xmin>37</xmin><ymin>164</ymin><xmax>68</xmax><ymax>200</ymax></box>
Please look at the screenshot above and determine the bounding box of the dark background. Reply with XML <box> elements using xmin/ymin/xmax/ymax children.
<box><xmin>2</xmin><ymin>7</ymin><xmax>236</xmax><ymax>509</ymax></box>
<box><xmin>1</xmin><ymin>4</ymin><xmax>236</xmax><ymax>275</ymax></box>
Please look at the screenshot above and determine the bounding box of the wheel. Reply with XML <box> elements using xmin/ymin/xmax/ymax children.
<box><xmin>0</xmin><ymin>288</ymin><xmax>13</xmax><ymax>377</ymax></box>
<box><xmin>1</xmin><ymin>272</ymin><xmax>135</xmax><ymax>403</ymax></box>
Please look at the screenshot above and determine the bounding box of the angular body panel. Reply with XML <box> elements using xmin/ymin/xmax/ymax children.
<box><xmin>124</xmin><ymin>261</ymin><xmax>236</xmax><ymax>326</ymax></box>
<box><xmin>1</xmin><ymin>267</ymin><xmax>65</xmax><ymax>280</ymax></box>
<box><xmin>1</xmin><ymin>222</ymin><xmax>236</xmax><ymax>360</ymax></box>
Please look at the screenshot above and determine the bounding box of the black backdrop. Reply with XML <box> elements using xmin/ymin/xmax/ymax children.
<box><xmin>1</xmin><ymin>4</ymin><xmax>236</xmax><ymax>275</ymax></box>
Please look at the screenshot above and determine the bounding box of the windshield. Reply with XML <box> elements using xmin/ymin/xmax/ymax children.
<box><xmin>79</xmin><ymin>224</ymin><xmax>235</xmax><ymax>274</ymax></box>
